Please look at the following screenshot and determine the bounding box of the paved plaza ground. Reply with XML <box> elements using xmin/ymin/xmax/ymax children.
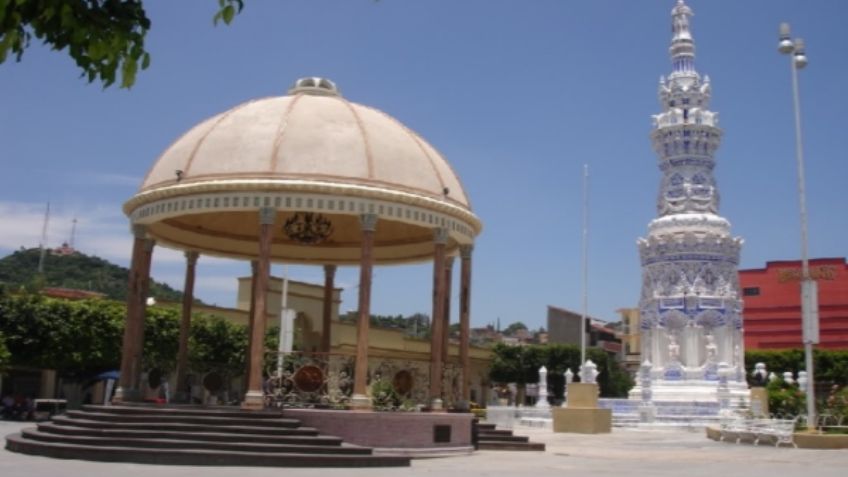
<box><xmin>2</xmin><ymin>420</ymin><xmax>846</xmax><ymax>477</ymax></box>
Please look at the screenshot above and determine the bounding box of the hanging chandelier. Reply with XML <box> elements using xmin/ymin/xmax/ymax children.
<box><xmin>283</xmin><ymin>212</ymin><xmax>334</xmax><ymax>245</ymax></box>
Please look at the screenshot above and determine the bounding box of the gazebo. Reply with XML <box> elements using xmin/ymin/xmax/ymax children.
<box><xmin>115</xmin><ymin>77</ymin><xmax>483</xmax><ymax>411</ymax></box>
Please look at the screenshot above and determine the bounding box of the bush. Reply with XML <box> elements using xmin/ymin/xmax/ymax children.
<box><xmin>823</xmin><ymin>385</ymin><xmax>848</xmax><ymax>418</ymax></box>
<box><xmin>746</xmin><ymin>349</ymin><xmax>848</xmax><ymax>386</ymax></box>
<box><xmin>370</xmin><ymin>379</ymin><xmax>398</xmax><ymax>410</ymax></box>
<box><xmin>766</xmin><ymin>377</ymin><xmax>806</xmax><ymax>417</ymax></box>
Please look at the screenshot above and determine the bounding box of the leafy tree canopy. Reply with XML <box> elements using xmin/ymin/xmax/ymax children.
<box><xmin>489</xmin><ymin>343</ymin><xmax>634</xmax><ymax>398</ymax></box>
<box><xmin>0</xmin><ymin>330</ymin><xmax>10</xmax><ymax>371</ymax></box>
<box><xmin>0</xmin><ymin>0</ymin><xmax>243</xmax><ymax>88</ymax></box>
<box><xmin>502</xmin><ymin>321</ymin><xmax>528</xmax><ymax>335</ymax></box>
<box><xmin>0</xmin><ymin>289</ymin><xmax>247</xmax><ymax>378</ymax></box>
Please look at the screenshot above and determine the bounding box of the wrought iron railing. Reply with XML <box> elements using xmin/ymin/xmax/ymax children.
<box><xmin>263</xmin><ymin>351</ymin><xmax>355</xmax><ymax>409</ymax></box>
<box><xmin>260</xmin><ymin>351</ymin><xmax>465</xmax><ymax>410</ymax></box>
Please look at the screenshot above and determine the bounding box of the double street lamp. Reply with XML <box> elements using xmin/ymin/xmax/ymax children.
<box><xmin>778</xmin><ymin>23</ymin><xmax>818</xmax><ymax>430</ymax></box>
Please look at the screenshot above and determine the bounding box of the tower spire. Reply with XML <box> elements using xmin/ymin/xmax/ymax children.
<box><xmin>669</xmin><ymin>0</ymin><xmax>697</xmax><ymax>78</ymax></box>
<box><xmin>635</xmin><ymin>1</ymin><xmax>747</xmax><ymax>404</ymax></box>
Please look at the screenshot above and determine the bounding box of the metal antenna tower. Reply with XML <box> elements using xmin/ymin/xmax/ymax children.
<box><xmin>69</xmin><ymin>217</ymin><xmax>78</xmax><ymax>249</ymax></box>
<box><xmin>37</xmin><ymin>202</ymin><xmax>51</xmax><ymax>274</ymax></box>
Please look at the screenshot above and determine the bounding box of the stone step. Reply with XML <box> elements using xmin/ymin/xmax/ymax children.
<box><xmin>82</xmin><ymin>404</ymin><xmax>282</xmax><ymax>419</ymax></box>
<box><xmin>66</xmin><ymin>410</ymin><xmax>301</xmax><ymax>428</ymax></box>
<box><xmin>474</xmin><ymin>421</ymin><xmax>544</xmax><ymax>451</ymax></box>
<box><xmin>21</xmin><ymin>428</ymin><xmax>365</xmax><ymax>454</ymax></box>
<box><xmin>477</xmin><ymin>441</ymin><xmax>546</xmax><ymax>451</ymax></box>
<box><xmin>37</xmin><ymin>422</ymin><xmax>342</xmax><ymax>446</ymax></box>
<box><xmin>477</xmin><ymin>434</ymin><xmax>529</xmax><ymax>443</ymax></box>
<box><xmin>477</xmin><ymin>429</ymin><xmax>514</xmax><ymax>437</ymax></box>
<box><xmin>5</xmin><ymin>433</ymin><xmax>411</xmax><ymax>467</ymax></box>
<box><xmin>51</xmin><ymin>416</ymin><xmax>320</xmax><ymax>436</ymax></box>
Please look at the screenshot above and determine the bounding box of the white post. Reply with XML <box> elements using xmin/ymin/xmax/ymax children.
<box><xmin>103</xmin><ymin>379</ymin><xmax>115</xmax><ymax>406</ymax></box>
<box><xmin>717</xmin><ymin>362</ymin><xmax>731</xmax><ymax>415</ymax></box>
<box><xmin>783</xmin><ymin>371</ymin><xmax>795</xmax><ymax>385</ymax></box>
<box><xmin>580</xmin><ymin>360</ymin><xmax>598</xmax><ymax>384</ymax></box>
<box><xmin>276</xmin><ymin>265</ymin><xmax>291</xmax><ymax>378</ymax></box>
<box><xmin>797</xmin><ymin>371</ymin><xmax>808</xmax><ymax>391</ymax></box>
<box><xmin>639</xmin><ymin>360</ymin><xmax>656</xmax><ymax>423</ymax></box>
<box><xmin>535</xmin><ymin>366</ymin><xmax>550</xmax><ymax>409</ymax></box>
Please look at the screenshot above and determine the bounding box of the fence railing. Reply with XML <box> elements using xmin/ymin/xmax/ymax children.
<box><xmin>260</xmin><ymin>351</ymin><xmax>465</xmax><ymax>410</ymax></box>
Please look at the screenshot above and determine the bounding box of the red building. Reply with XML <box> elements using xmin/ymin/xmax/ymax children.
<box><xmin>739</xmin><ymin>258</ymin><xmax>848</xmax><ymax>350</ymax></box>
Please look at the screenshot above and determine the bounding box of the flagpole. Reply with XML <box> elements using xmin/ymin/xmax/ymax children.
<box><xmin>581</xmin><ymin>164</ymin><xmax>589</xmax><ymax>365</ymax></box>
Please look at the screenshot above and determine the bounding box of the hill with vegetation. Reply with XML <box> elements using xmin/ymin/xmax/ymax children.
<box><xmin>0</xmin><ymin>247</ymin><xmax>187</xmax><ymax>303</ymax></box>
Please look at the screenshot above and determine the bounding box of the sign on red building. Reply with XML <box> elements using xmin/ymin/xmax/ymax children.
<box><xmin>739</xmin><ymin>258</ymin><xmax>848</xmax><ymax>350</ymax></box>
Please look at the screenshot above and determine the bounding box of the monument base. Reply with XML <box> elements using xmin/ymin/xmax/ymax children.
<box><xmin>552</xmin><ymin>407</ymin><xmax>612</xmax><ymax>434</ymax></box>
<box><xmin>629</xmin><ymin>380</ymin><xmax>749</xmax><ymax>404</ymax></box>
<box><xmin>553</xmin><ymin>383</ymin><xmax>611</xmax><ymax>434</ymax></box>
<box><xmin>749</xmin><ymin>387</ymin><xmax>769</xmax><ymax>417</ymax></box>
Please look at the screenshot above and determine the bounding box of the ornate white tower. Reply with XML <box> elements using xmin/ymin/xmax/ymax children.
<box><xmin>637</xmin><ymin>1</ymin><xmax>747</xmax><ymax>401</ymax></box>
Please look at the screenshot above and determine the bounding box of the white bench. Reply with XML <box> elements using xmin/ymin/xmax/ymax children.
<box><xmin>519</xmin><ymin>417</ymin><xmax>551</xmax><ymax>428</ymax></box>
<box><xmin>719</xmin><ymin>417</ymin><xmax>797</xmax><ymax>448</ymax></box>
<box><xmin>753</xmin><ymin>418</ymin><xmax>797</xmax><ymax>447</ymax></box>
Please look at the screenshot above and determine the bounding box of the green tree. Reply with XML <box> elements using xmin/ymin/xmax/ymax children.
<box><xmin>502</xmin><ymin>321</ymin><xmax>528</xmax><ymax>336</ymax></box>
<box><xmin>142</xmin><ymin>305</ymin><xmax>180</xmax><ymax>371</ymax></box>
<box><xmin>489</xmin><ymin>343</ymin><xmax>634</xmax><ymax>400</ymax></box>
<box><xmin>0</xmin><ymin>0</ymin><xmax>243</xmax><ymax>88</ymax></box>
<box><xmin>0</xmin><ymin>291</ymin><xmax>124</xmax><ymax>375</ymax></box>
<box><xmin>0</xmin><ymin>289</ymin><xmax>251</xmax><ymax>380</ymax></box>
<box><xmin>188</xmin><ymin>314</ymin><xmax>247</xmax><ymax>376</ymax></box>
<box><xmin>0</xmin><ymin>330</ymin><xmax>10</xmax><ymax>371</ymax></box>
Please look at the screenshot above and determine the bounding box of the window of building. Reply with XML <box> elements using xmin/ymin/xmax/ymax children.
<box><xmin>743</xmin><ymin>287</ymin><xmax>761</xmax><ymax>296</ymax></box>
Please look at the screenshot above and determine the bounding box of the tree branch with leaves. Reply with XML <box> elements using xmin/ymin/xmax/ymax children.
<box><xmin>0</xmin><ymin>0</ymin><xmax>243</xmax><ymax>88</ymax></box>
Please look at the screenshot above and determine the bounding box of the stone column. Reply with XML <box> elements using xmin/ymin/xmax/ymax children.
<box><xmin>459</xmin><ymin>244</ymin><xmax>473</xmax><ymax>402</ymax></box>
<box><xmin>174</xmin><ymin>251</ymin><xmax>199</xmax><ymax>402</ymax></box>
<box><xmin>134</xmin><ymin>235</ymin><xmax>155</xmax><ymax>392</ymax></box>
<box><xmin>429</xmin><ymin>228</ymin><xmax>449</xmax><ymax>410</ymax></box>
<box><xmin>321</xmin><ymin>265</ymin><xmax>337</xmax><ymax>353</ymax></box>
<box><xmin>115</xmin><ymin>225</ymin><xmax>155</xmax><ymax>402</ymax></box>
<box><xmin>442</xmin><ymin>257</ymin><xmax>454</xmax><ymax>366</ymax></box>
<box><xmin>242</xmin><ymin>207</ymin><xmax>275</xmax><ymax>410</ymax></box>
<box><xmin>351</xmin><ymin>213</ymin><xmax>378</xmax><ymax>409</ymax></box>
<box><xmin>243</xmin><ymin>260</ymin><xmax>259</xmax><ymax>395</ymax></box>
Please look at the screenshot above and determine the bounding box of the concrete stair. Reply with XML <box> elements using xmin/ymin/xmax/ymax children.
<box><xmin>475</xmin><ymin>422</ymin><xmax>545</xmax><ymax>451</ymax></box>
<box><xmin>5</xmin><ymin>404</ymin><xmax>409</xmax><ymax>467</ymax></box>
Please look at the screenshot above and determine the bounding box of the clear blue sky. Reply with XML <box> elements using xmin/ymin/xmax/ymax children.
<box><xmin>1</xmin><ymin>1</ymin><xmax>846</xmax><ymax>331</ymax></box>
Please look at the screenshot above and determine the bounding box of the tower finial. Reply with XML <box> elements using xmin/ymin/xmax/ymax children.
<box><xmin>669</xmin><ymin>0</ymin><xmax>696</xmax><ymax>78</ymax></box>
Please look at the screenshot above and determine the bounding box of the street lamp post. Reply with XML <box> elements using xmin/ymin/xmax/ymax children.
<box><xmin>779</xmin><ymin>22</ymin><xmax>818</xmax><ymax>430</ymax></box>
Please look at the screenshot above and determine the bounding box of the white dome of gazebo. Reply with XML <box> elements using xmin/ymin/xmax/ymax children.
<box><xmin>123</xmin><ymin>77</ymin><xmax>481</xmax><ymax>264</ymax></box>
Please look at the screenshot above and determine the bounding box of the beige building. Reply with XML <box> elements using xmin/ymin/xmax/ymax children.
<box><xmin>616</xmin><ymin>308</ymin><xmax>641</xmax><ymax>374</ymax></box>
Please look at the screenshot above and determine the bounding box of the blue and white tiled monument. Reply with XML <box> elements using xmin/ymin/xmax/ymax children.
<box><xmin>634</xmin><ymin>1</ymin><xmax>748</xmax><ymax>403</ymax></box>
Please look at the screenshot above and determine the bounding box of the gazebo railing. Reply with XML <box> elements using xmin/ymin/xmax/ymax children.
<box><xmin>261</xmin><ymin>351</ymin><xmax>464</xmax><ymax>410</ymax></box>
<box><xmin>262</xmin><ymin>351</ymin><xmax>355</xmax><ymax>409</ymax></box>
